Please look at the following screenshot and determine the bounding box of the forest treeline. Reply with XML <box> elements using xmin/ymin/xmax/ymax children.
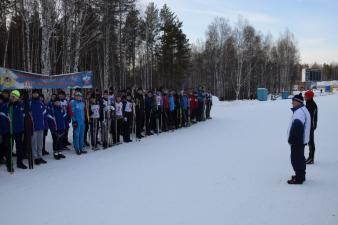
<box><xmin>0</xmin><ymin>0</ymin><xmax>336</xmax><ymax>99</ymax></box>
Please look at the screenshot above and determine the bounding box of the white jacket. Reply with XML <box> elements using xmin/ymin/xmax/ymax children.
<box><xmin>287</xmin><ymin>105</ymin><xmax>311</xmax><ymax>145</ymax></box>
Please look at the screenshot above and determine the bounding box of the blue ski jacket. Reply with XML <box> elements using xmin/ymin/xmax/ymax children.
<box><xmin>47</xmin><ymin>105</ymin><xmax>66</xmax><ymax>132</ymax></box>
<box><xmin>30</xmin><ymin>98</ymin><xmax>46</xmax><ymax>131</ymax></box>
<box><xmin>169</xmin><ymin>95</ymin><xmax>175</xmax><ymax>112</ymax></box>
<box><xmin>70</xmin><ymin>100</ymin><xmax>85</xmax><ymax>124</ymax></box>
<box><xmin>181</xmin><ymin>95</ymin><xmax>189</xmax><ymax>110</ymax></box>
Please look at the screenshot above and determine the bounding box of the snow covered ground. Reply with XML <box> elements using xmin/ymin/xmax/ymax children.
<box><xmin>1</xmin><ymin>94</ymin><xmax>338</xmax><ymax>225</ymax></box>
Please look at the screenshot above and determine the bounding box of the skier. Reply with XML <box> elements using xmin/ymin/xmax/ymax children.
<box><xmin>162</xmin><ymin>90</ymin><xmax>170</xmax><ymax>132</ymax></box>
<box><xmin>189</xmin><ymin>91</ymin><xmax>198</xmax><ymax>124</ymax></box>
<box><xmin>0</xmin><ymin>91</ymin><xmax>8</xmax><ymax>165</ymax></box>
<box><xmin>145</xmin><ymin>91</ymin><xmax>155</xmax><ymax>135</ymax></box>
<box><xmin>0</xmin><ymin>90</ymin><xmax>27</xmax><ymax>172</ymax></box>
<box><xmin>58</xmin><ymin>90</ymin><xmax>71</xmax><ymax>149</ymax></box>
<box><xmin>304</xmin><ymin>90</ymin><xmax>318</xmax><ymax>164</ymax></box>
<box><xmin>155</xmin><ymin>90</ymin><xmax>163</xmax><ymax>133</ymax></box>
<box><xmin>134</xmin><ymin>88</ymin><xmax>145</xmax><ymax>139</ymax></box>
<box><xmin>181</xmin><ymin>91</ymin><xmax>189</xmax><ymax>127</ymax></box>
<box><xmin>40</xmin><ymin>94</ymin><xmax>50</xmax><ymax>156</ymax></box>
<box><xmin>9</xmin><ymin>90</ymin><xmax>28</xmax><ymax>169</ymax></box>
<box><xmin>168</xmin><ymin>91</ymin><xmax>176</xmax><ymax>130</ymax></box>
<box><xmin>22</xmin><ymin>90</ymin><xmax>34</xmax><ymax>169</ymax></box>
<box><xmin>0</xmin><ymin>92</ymin><xmax>10</xmax><ymax>168</ymax></box>
<box><xmin>71</xmin><ymin>91</ymin><xmax>87</xmax><ymax>155</ymax></box>
<box><xmin>122</xmin><ymin>94</ymin><xmax>133</xmax><ymax>142</ymax></box>
<box><xmin>47</xmin><ymin>97</ymin><xmax>66</xmax><ymax>160</ymax></box>
<box><xmin>287</xmin><ymin>93</ymin><xmax>311</xmax><ymax>184</ymax></box>
<box><xmin>31</xmin><ymin>89</ymin><xmax>47</xmax><ymax>165</ymax></box>
<box><xmin>99</xmin><ymin>90</ymin><xmax>110</xmax><ymax>149</ymax></box>
<box><xmin>206</xmin><ymin>90</ymin><xmax>213</xmax><ymax>119</ymax></box>
<box><xmin>89</xmin><ymin>93</ymin><xmax>100</xmax><ymax>150</ymax></box>
<box><xmin>112</xmin><ymin>95</ymin><xmax>124</xmax><ymax>144</ymax></box>
<box><xmin>175</xmin><ymin>91</ymin><xmax>182</xmax><ymax>128</ymax></box>
<box><xmin>83</xmin><ymin>92</ymin><xmax>90</xmax><ymax>147</ymax></box>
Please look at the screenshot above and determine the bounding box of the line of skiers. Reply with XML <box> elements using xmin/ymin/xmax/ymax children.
<box><xmin>0</xmin><ymin>87</ymin><xmax>213</xmax><ymax>173</ymax></box>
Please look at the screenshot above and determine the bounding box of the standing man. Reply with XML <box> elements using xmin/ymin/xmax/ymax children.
<box><xmin>47</xmin><ymin>97</ymin><xmax>66</xmax><ymax>160</ymax></box>
<box><xmin>31</xmin><ymin>89</ymin><xmax>47</xmax><ymax>165</ymax></box>
<box><xmin>304</xmin><ymin>90</ymin><xmax>318</xmax><ymax>164</ymax></box>
<box><xmin>58</xmin><ymin>90</ymin><xmax>71</xmax><ymax>149</ymax></box>
<box><xmin>155</xmin><ymin>90</ymin><xmax>163</xmax><ymax>133</ymax></box>
<box><xmin>134</xmin><ymin>88</ymin><xmax>145</xmax><ymax>139</ymax></box>
<box><xmin>287</xmin><ymin>93</ymin><xmax>311</xmax><ymax>184</ymax></box>
<box><xmin>145</xmin><ymin>91</ymin><xmax>154</xmax><ymax>135</ymax></box>
<box><xmin>168</xmin><ymin>91</ymin><xmax>176</xmax><ymax>130</ymax></box>
<box><xmin>99</xmin><ymin>90</ymin><xmax>110</xmax><ymax>149</ymax></box>
<box><xmin>0</xmin><ymin>91</ymin><xmax>10</xmax><ymax>164</ymax></box>
<box><xmin>40</xmin><ymin>94</ymin><xmax>50</xmax><ymax>156</ymax></box>
<box><xmin>8</xmin><ymin>90</ymin><xmax>27</xmax><ymax>170</ymax></box>
<box><xmin>71</xmin><ymin>91</ymin><xmax>87</xmax><ymax>155</ymax></box>
<box><xmin>181</xmin><ymin>91</ymin><xmax>189</xmax><ymax>127</ymax></box>
<box><xmin>122</xmin><ymin>94</ymin><xmax>133</xmax><ymax>143</ymax></box>
<box><xmin>197</xmin><ymin>86</ymin><xmax>205</xmax><ymax>122</ymax></box>
<box><xmin>206</xmin><ymin>90</ymin><xmax>213</xmax><ymax>119</ymax></box>
<box><xmin>112</xmin><ymin>95</ymin><xmax>124</xmax><ymax>144</ymax></box>
<box><xmin>0</xmin><ymin>93</ymin><xmax>6</xmax><ymax>164</ymax></box>
<box><xmin>89</xmin><ymin>93</ymin><xmax>100</xmax><ymax>150</ymax></box>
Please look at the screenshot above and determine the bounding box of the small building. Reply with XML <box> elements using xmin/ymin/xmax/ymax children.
<box><xmin>302</xmin><ymin>68</ymin><xmax>321</xmax><ymax>82</ymax></box>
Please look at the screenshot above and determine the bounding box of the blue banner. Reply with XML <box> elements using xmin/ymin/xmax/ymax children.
<box><xmin>0</xmin><ymin>67</ymin><xmax>93</xmax><ymax>90</ymax></box>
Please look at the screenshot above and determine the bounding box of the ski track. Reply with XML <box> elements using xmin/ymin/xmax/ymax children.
<box><xmin>1</xmin><ymin>94</ymin><xmax>338</xmax><ymax>225</ymax></box>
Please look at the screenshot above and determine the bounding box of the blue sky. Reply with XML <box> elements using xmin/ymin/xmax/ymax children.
<box><xmin>140</xmin><ymin>0</ymin><xmax>338</xmax><ymax>64</ymax></box>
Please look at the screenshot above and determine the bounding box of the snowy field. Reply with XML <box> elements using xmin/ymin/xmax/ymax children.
<box><xmin>1</xmin><ymin>94</ymin><xmax>338</xmax><ymax>225</ymax></box>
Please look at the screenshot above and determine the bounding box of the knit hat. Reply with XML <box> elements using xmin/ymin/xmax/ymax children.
<box><xmin>292</xmin><ymin>93</ymin><xmax>304</xmax><ymax>103</ymax></box>
<box><xmin>11</xmin><ymin>90</ymin><xmax>20</xmax><ymax>99</ymax></box>
<box><xmin>305</xmin><ymin>90</ymin><xmax>314</xmax><ymax>99</ymax></box>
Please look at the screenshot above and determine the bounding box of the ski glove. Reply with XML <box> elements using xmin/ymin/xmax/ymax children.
<box><xmin>72</xmin><ymin>121</ymin><xmax>78</xmax><ymax>128</ymax></box>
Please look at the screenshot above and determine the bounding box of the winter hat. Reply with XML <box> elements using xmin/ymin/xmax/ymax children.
<box><xmin>292</xmin><ymin>93</ymin><xmax>304</xmax><ymax>103</ymax></box>
<box><xmin>32</xmin><ymin>89</ymin><xmax>39</xmax><ymax>94</ymax></box>
<box><xmin>305</xmin><ymin>90</ymin><xmax>314</xmax><ymax>99</ymax></box>
<box><xmin>11</xmin><ymin>90</ymin><xmax>20</xmax><ymax>99</ymax></box>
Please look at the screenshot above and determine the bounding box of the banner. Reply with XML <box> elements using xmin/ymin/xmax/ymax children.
<box><xmin>0</xmin><ymin>67</ymin><xmax>93</xmax><ymax>90</ymax></box>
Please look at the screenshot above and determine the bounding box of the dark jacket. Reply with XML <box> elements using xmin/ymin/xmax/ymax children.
<box><xmin>145</xmin><ymin>96</ymin><xmax>153</xmax><ymax>112</ymax></box>
<box><xmin>47</xmin><ymin>105</ymin><xmax>66</xmax><ymax>132</ymax></box>
<box><xmin>9</xmin><ymin>101</ymin><xmax>25</xmax><ymax>134</ymax></box>
<box><xmin>135</xmin><ymin>93</ymin><xmax>145</xmax><ymax>113</ymax></box>
<box><xmin>306</xmin><ymin>99</ymin><xmax>318</xmax><ymax>130</ymax></box>
<box><xmin>0</xmin><ymin>103</ymin><xmax>9</xmax><ymax>134</ymax></box>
